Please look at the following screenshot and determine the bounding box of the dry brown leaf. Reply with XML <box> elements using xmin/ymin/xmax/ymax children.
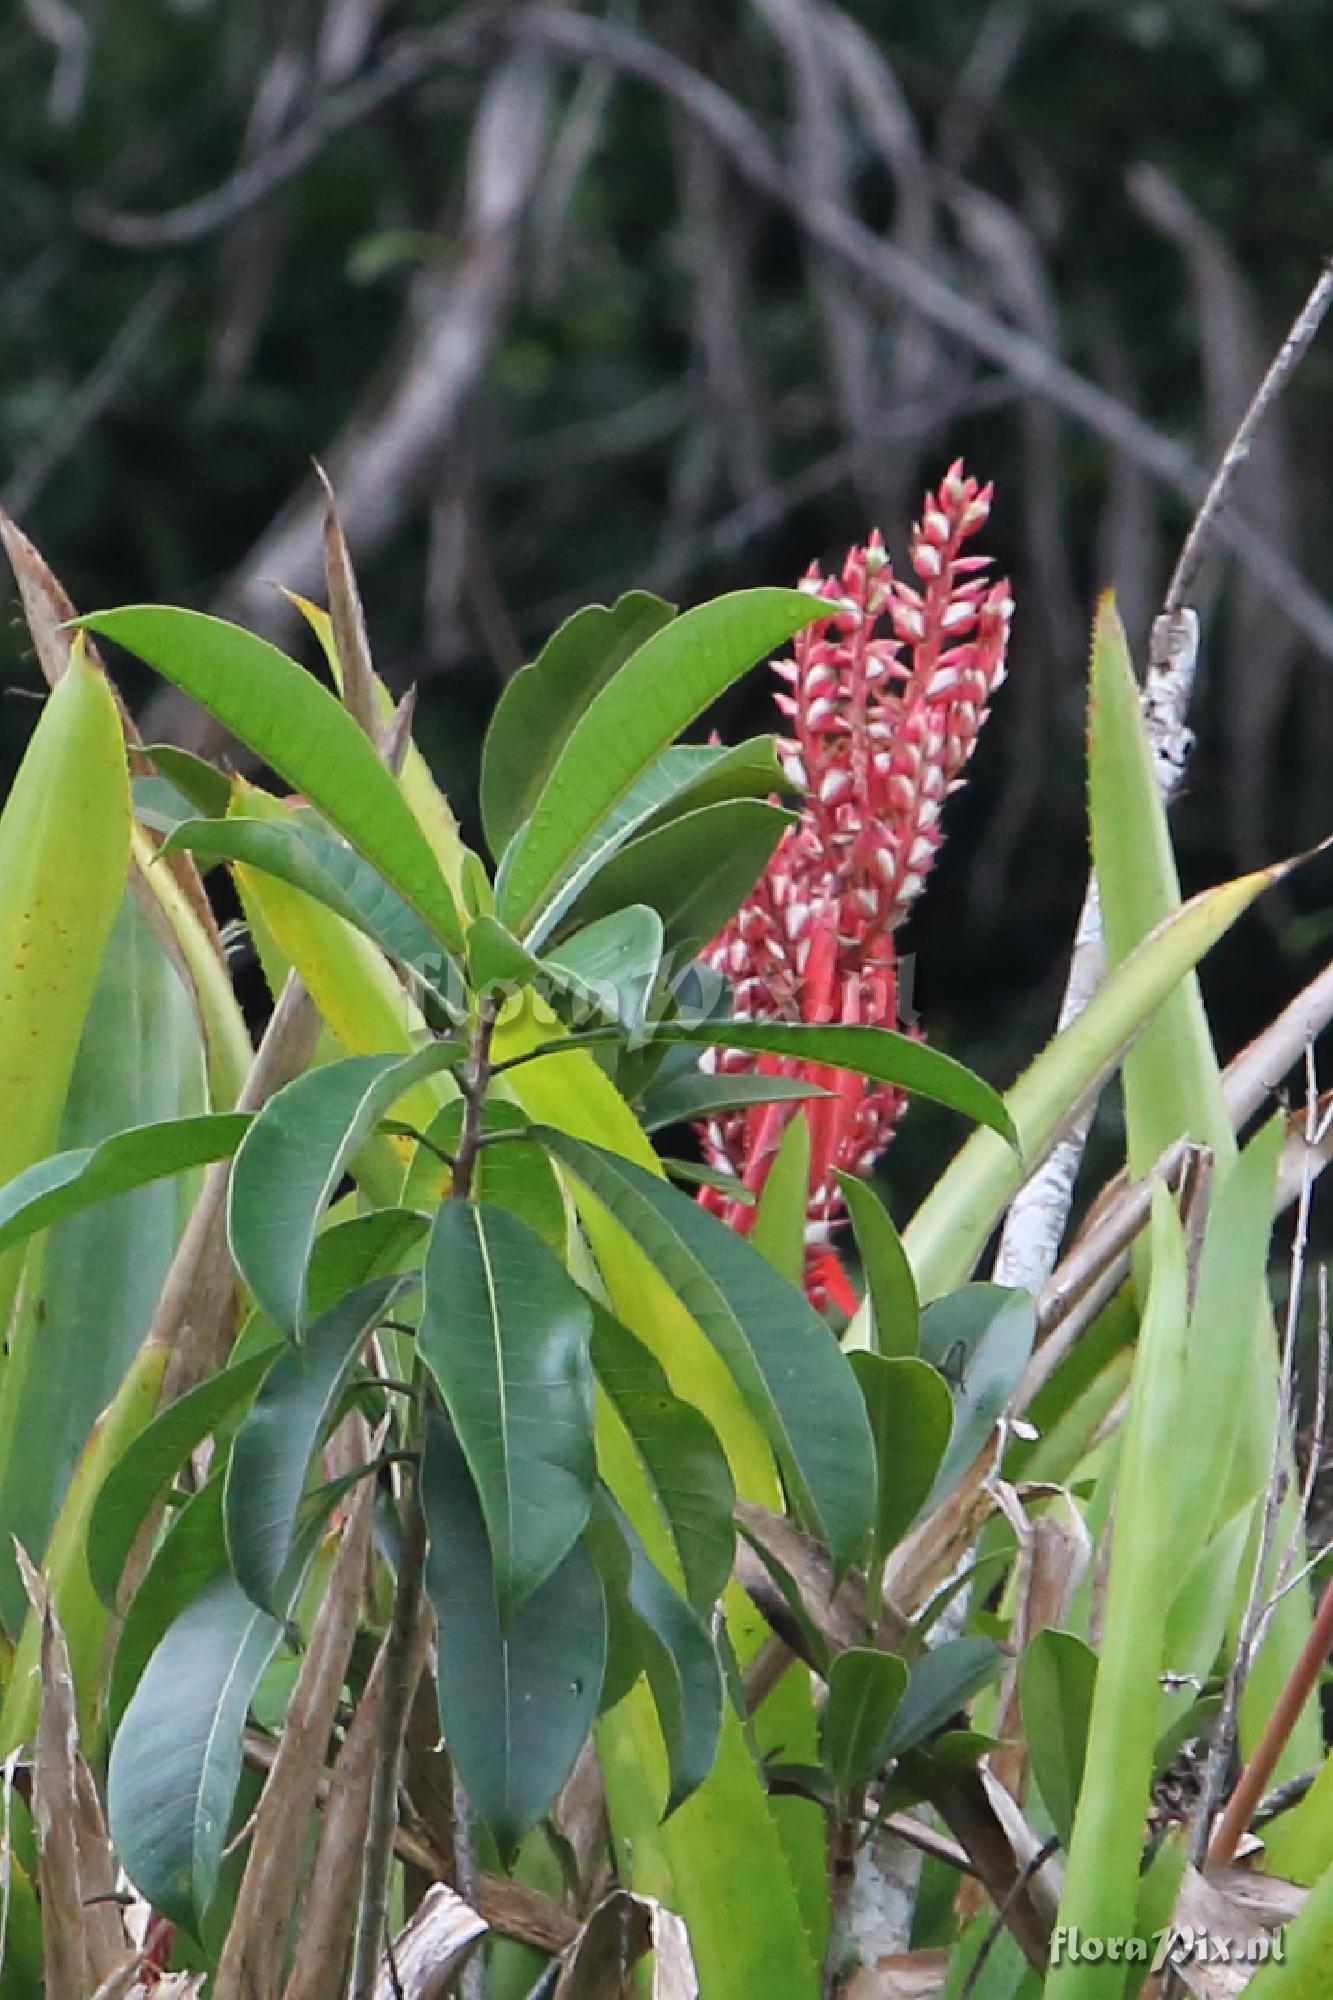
<box><xmin>370</xmin><ymin>1883</ymin><xmax>487</xmax><ymax>2000</ymax></box>
<box><xmin>215</xmin><ymin>1460</ymin><xmax>380</xmax><ymax>2000</ymax></box>
<box><xmin>19</xmin><ymin>1546</ymin><xmax>128</xmax><ymax>2000</ymax></box>
<box><xmin>551</xmin><ymin>1740</ymin><xmax>610</xmax><ymax>1909</ymax></box>
<box><xmin>846</xmin><ymin>1948</ymin><xmax>949</xmax><ymax>1999</ymax></box>
<box><xmin>733</xmin><ymin>1501</ymin><xmax>908</xmax><ymax>1664</ymax></box>
<box><xmin>1160</xmin><ymin>1863</ymin><xmax>1305</xmax><ymax>2000</ymax></box>
<box><xmin>316</xmin><ymin>466</ymin><xmax>379</xmax><ymax>741</ymax></box>
<box><xmin>551</xmin><ymin>1888</ymin><xmax>698</xmax><ymax>2000</ymax></box>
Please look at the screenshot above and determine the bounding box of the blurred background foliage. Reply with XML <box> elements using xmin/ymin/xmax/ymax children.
<box><xmin>2</xmin><ymin>0</ymin><xmax>1332</xmax><ymax>1215</ymax></box>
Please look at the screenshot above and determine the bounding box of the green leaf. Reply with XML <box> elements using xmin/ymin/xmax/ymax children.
<box><xmin>227</xmin><ymin>1043</ymin><xmax>461</xmax><ymax>1336</ymax></box>
<box><xmin>886</xmin><ymin>1638</ymin><xmax>1002</xmax><ymax>1756</ymax></box>
<box><xmin>1089</xmin><ymin>593</ymin><xmax>1232</xmax><ymax>1171</ymax></box>
<box><xmin>641</xmin><ymin>1019</ymin><xmax>1017</xmax><ymax>1148</ymax></box>
<box><xmin>107</xmin><ymin>1473</ymin><xmax>228</xmax><ymax>1737</ymax></box>
<box><xmin>224</xmin><ymin>1276</ymin><xmax>408</xmax><ymax>1610</ymax></box>
<box><xmin>419</xmin><ymin>1205</ymin><xmax>596</xmax><ymax>1618</ymax></box>
<box><xmin>1020</xmin><ymin>1628</ymin><xmax>1095</xmax><ymax>1849</ymax></box>
<box><xmin>466</xmin><ymin>914</ymin><xmax>541</xmax><ymax>991</ymax></box>
<box><xmin>78</xmin><ymin>605</ymin><xmax>463</xmax><ymax>951</ymax></box>
<box><xmin>850</xmin><ymin>1354</ymin><xmax>953</xmax><ymax>1570</ymax></box>
<box><xmin>639</xmin><ymin>1070</ymin><xmax>831</xmax><ymax>1134</ymax></box>
<box><xmin>0</xmin><ymin>1113</ymin><xmax>248</xmax><ymax>1259</ymax></box>
<box><xmin>920</xmin><ymin>1286</ymin><xmax>1036</xmax><ymax>1507</ymax></box>
<box><xmin>88</xmin><ymin>1347</ymin><xmax>278</xmax><ymax>1608</ymax></box>
<box><xmin>108</xmin><ymin>1569</ymin><xmax>288</xmax><ymax>1932</ymax></box>
<box><xmin>140</xmin><ymin>743</ymin><xmax>233</xmax><ymax>817</ymax></box>
<box><xmin>660</xmin><ymin>1158</ymin><xmax>756</xmax><ymax>1204</ymax></box>
<box><xmin>164</xmin><ymin>814</ymin><xmax>460</xmax><ymax>1008</ymax></box>
<box><xmin>401</xmin><ymin>1100</ymin><xmax>565</xmax><ymax>1250</ymax></box>
<box><xmin>821</xmin><ymin>1648</ymin><xmax>909</xmax><ymax>1799</ymax></box>
<box><xmin>836</xmin><ymin>1172</ymin><xmax>919</xmax><ymax>1357</ymax></box>
<box><xmin>591</xmin><ymin>1308</ymin><xmax>735</xmax><ymax>1613</ymax></box>
<box><xmin>496</xmin><ymin>589</ymin><xmax>822</xmax><ymax>935</ymax></box>
<box><xmin>565</xmin><ymin>800</ymin><xmax>794</xmax><ymax>954</ymax></box>
<box><xmin>583</xmin><ymin>1493</ymin><xmax>723</xmax><ymax>1815</ymax></box>
<box><xmin>902</xmin><ymin>859</ymin><xmax>1293</xmax><ymax>1305</ymax></box>
<box><xmin>541</xmin><ymin>905</ymin><xmax>664</xmax><ymax>1039</ymax></box>
<box><xmin>422</xmin><ymin>1413</ymin><xmax>606</xmax><ymax>1854</ymax></box>
<box><xmin>749</xmin><ymin>1109</ymin><xmax>810</xmax><ymax>1288</ymax></box>
<box><xmin>481</xmin><ymin>591</ymin><xmax>676</xmax><ymax>857</ymax></box>
<box><xmin>535</xmin><ymin>1128</ymin><xmax>875</xmax><ymax>1576</ymax></box>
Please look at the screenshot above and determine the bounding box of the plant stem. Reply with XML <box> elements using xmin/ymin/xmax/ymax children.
<box><xmin>347</xmin><ymin>996</ymin><xmax>499</xmax><ymax>1999</ymax></box>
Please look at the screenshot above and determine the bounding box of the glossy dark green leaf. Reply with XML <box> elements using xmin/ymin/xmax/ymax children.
<box><xmin>107</xmin><ymin>1474</ymin><xmax>228</xmax><ymax>1735</ymax></box>
<box><xmin>849</xmin><ymin>1354</ymin><xmax>953</xmax><ymax>1569</ymax></box>
<box><xmin>496</xmin><ymin>589</ymin><xmax>823</xmax><ymax>936</ymax></box>
<box><xmin>583</xmin><ymin>1494</ymin><xmax>723</xmax><ymax>1815</ymax></box>
<box><xmin>401</xmin><ymin>1100</ymin><xmax>565</xmax><ymax>1250</ymax></box>
<box><xmin>821</xmin><ymin>1648</ymin><xmax>909</xmax><ymax>1799</ymax></box>
<box><xmin>141</xmin><ymin>743</ymin><xmax>233</xmax><ymax>818</ymax></box>
<box><xmin>164</xmin><ymin>815</ymin><xmax>460</xmax><ymax>1006</ymax></box>
<box><xmin>224</xmin><ymin>1276</ymin><xmax>407</xmax><ymax>1610</ymax></box>
<box><xmin>419</xmin><ymin>1204</ymin><xmax>596</xmax><ymax>1617</ymax></box>
<box><xmin>920</xmin><ymin>1286</ymin><xmax>1037</xmax><ymax>1509</ymax></box>
<box><xmin>78</xmin><ymin>606</ymin><xmax>463</xmax><ymax>951</ymax></box>
<box><xmin>227</xmin><ymin>1045</ymin><xmax>460</xmax><ymax>1335</ymax></box>
<box><xmin>422</xmin><ymin>1414</ymin><xmax>606</xmax><ymax>1853</ymax></box>
<box><xmin>565</xmin><ymin>800</ymin><xmax>793</xmax><ymax>954</ymax></box>
<box><xmin>660</xmin><ymin>1158</ymin><xmax>756</xmax><ymax>1204</ymax></box>
<box><xmin>481</xmin><ymin>591</ymin><xmax>676</xmax><ymax>858</ymax></box>
<box><xmin>836</xmin><ymin>1172</ymin><xmax>919</xmax><ymax>1357</ymax></box>
<box><xmin>89</xmin><ymin>1347</ymin><xmax>278</xmax><ymax>1609</ymax></box>
<box><xmin>1020</xmin><ymin>1628</ymin><xmax>1095</xmax><ymax>1847</ymax></box>
<box><xmin>108</xmin><ymin>1567</ymin><xmax>288</xmax><ymax>1931</ymax></box>
<box><xmin>643</xmin><ymin>1021</ymin><xmax>1017</xmax><ymax>1149</ymax></box>
<box><xmin>639</xmin><ymin>1070</ymin><xmax>831</xmax><ymax>1135</ymax></box>
<box><xmin>541</xmin><ymin>904</ymin><xmax>664</xmax><ymax>1038</ymax></box>
<box><xmin>590</xmin><ymin>1307</ymin><xmax>735</xmax><ymax>1613</ymax></box>
<box><xmin>535</xmin><ymin>1129</ymin><xmax>875</xmax><ymax>1577</ymax></box>
<box><xmin>884</xmin><ymin>1638</ymin><xmax>1001</xmax><ymax>1757</ymax></box>
<box><xmin>0</xmin><ymin>1114</ymin><xmax>248</xmax><ymax>1260</ymax></box>
<box><xmin>466</xmin><ymin>914</ymin><xmax>541</xmax><ymax>991</ymax></box>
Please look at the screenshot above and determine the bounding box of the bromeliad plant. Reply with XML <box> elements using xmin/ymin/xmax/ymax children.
<box><xmin>0</xmin><ymin>471</ymin><xmax>1330</xmax><ymax>2000</ymax></box>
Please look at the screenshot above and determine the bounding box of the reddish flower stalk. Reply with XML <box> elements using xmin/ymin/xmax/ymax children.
<box><xmin>696</xmin><ymin>462</ymin><xmax>1012</xmax><ymax>1309</ymax></box>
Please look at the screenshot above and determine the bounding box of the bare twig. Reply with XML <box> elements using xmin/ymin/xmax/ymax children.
<box><xmin>78</xmin><ymin>17</ymin><xmax>491</xmax><ymax>248</ymax></box>
<box><xmin>1164</xmin><ymin>260</ymin><xmax>1333</xmax><ymax>614</ymax></box>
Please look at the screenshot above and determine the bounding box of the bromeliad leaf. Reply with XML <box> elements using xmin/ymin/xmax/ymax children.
<box><xmin>583</xmin><ymin>1493</ymin><xmax>723</xmax><ymax>1815</ymax></box>
<box><xmin>422</xmin><ymin>1413</ymin><xmax>606</xmax><ymax>1854</ymax></box>
<box><xmin>108</xmin><ymin>1569</ymin><xmax>288</xmax><ymax>1933</ymax></box>
<box><xmin>480</xmin><ymin>590</ymin><xmax>676</xmax><ymax>858</ymax></box>
<box><xmin>534</xmin><ymin>1129</ymin><xmax>875</xmax><ymax>1577</ymax></box>
<box><xmin>591</xmin><ymin>1307</ymin><xmax>735</xmax><ymax>1613</ymax></box>
<box><xmin>419</xmin><ymin>1204</ymin><xmax>596</xmax><ymax>1617</ymax></box>
<box><xmin>77</xmin><ymin>605</ymin><xmax>464</xmax><ymax>952</ymax></box>
<box><xmin>496</xmin><ymin>590</ymin><xmax>823</xmax><ymax>936</ymax></box>
<box><xmin>0</xmin><ymin>1114</ymin><xmax>249</xmax><ymax>1260</ymax></box>
<box><xmin>224</xmin><ymin>1276</ymin><xmax>408</xmax><ymax>1611</ymax></box>
<box><xmin>228</xmin><ymin>1044</ymin><xmax>461</xmax><ymax>1336</ymax></box>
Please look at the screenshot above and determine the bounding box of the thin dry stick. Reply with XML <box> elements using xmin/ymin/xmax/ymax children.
<box><xmin>1165</xmin><ymin>260</ymin><xmax>1333</xmax><ymax>613</ymax></box>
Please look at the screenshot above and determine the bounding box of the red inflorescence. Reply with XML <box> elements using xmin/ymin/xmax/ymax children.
<box><xmin>695</xmin><ymin>462</ymin><xmax>1012</xmax><ymax>1310</ymax></box>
